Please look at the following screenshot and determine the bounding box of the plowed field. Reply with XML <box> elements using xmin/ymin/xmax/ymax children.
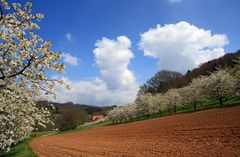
<box><xmin>31</xmin><ymin>106</ymin><xmax>240</xmax><ymax>157</ymax></box>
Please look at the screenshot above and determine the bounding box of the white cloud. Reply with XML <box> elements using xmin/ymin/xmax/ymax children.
<box><xmin>168</xmin><ymin>0</ymin><xmax>182</xmax><ymax>3</ymax></box>
<box><xmin>53</xmin><ymin>36</ymin><xmax>139</xmax><ymax>106</ymax></box>
<box><xmin>65</xmin><ymin>33</ymin><xmax>72</xmax><ymax>41</ymax></box>
<box><xmin>53</xmin><ymin>77</ymin><xmax>138</xmax><ymax>106</ymax></box>
<box><xmin>139</xmin><ymin>21</ymin><xmax>228</xmax><ymax>73</ymax></box>
<box><xmin>93</xmin><ymin>36</ymin><xmax>136</xmax><ymax>90</ymax></box>
<box><xmin>62</xmin><ymin>53</ymin><xmax>79</xmax><ymax>66</ymax></box>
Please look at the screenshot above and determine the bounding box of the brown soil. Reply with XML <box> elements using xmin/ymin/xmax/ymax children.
<box><xmin>31</xmin><ymin>106</ymin><xmax>240</xmax><ymax>157</ymax></box>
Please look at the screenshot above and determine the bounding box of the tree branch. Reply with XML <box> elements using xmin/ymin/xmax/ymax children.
<box><xmin>0</xmin><ymin>6</ymin><xmax>3</xmax><ymax>21</ymax></box>
<box><xmin>0</xmin><ymin>55</ymin><xmax>34</xmax><ymax>79</ymax></box>
<box><xmin>0</xmin><ymin>69</ymin><xmax>5</xmax><ymax>78</ymax></box>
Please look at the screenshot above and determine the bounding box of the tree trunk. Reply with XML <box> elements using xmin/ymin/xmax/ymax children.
<box><xmin>159</xmin><ymin>110</ymin><xmax>161</xmax><ymax>116</ymax></box>
<box><xmin>219</xmin><ymin>97</ymin><xmax>223</xmax><ymax>106</ymax></box>
<box><xmin>193</xmin><ymin>103</ymin><xmax>196</xmax><ymax>111</ymax></box>
<box><xmin>174</xmin><ymin>105</ymin><xmax>177</xmax><ymax>113</ymax></box>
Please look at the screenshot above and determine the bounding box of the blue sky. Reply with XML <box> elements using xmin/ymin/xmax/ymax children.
<box><xmin>17</xmin><ymin>0</ymin><xmax>240</xmax><ymax>105</ymax></box>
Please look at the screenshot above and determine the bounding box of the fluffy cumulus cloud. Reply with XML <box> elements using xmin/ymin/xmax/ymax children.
<box><xmin>53</xmin><ymin>36</ymin><xmax>139</xmax><ymax>106</ymax></box>
<box><xmin>139</xmin><ymin>21</ymin><xmax>228</xmax><ymax>73</ymax></box>
<box><xmin>93</xmin><ymin>36</ymin><xmax>136</xmax><ymax>90</ymax></box>
<box><xmin>62</xmin><ymin>53</ymin><xmax>79</xmax><ymax>66</ymax></box>
<box><xmin>65</xmin><ymin>33</ymin><xmax>72</xmax><ymax>41</ymax></box>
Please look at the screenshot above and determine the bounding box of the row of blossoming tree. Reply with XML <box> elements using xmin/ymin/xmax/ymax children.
<box><xmin>108</xmin><ymin>64</ymin><xmax>240</xmax><ymax>123</ymax></box>
<box><xmin>0</xmin><ymin>0</ymin><xmax>65</xmax><ymax>152</ymax></box>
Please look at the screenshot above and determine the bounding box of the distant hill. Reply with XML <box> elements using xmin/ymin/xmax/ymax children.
<box><xmin>36</xmin><ymin>101</ymin><xmax>115</xmax><ymax>131</ymax></box>
<box><xmin>37</xmin><ymin>101</ymin><xmax>115</xmax><ymax>116</ymax></box>
<box><xmin>141</xmin><ymin>50</ymin><xmax>240</xmax><ymax>93</ymax></box>
<box><xmin>184</xmin><ymin>50</ymin><xmax>240</xmax><ymax>82</ymax></box>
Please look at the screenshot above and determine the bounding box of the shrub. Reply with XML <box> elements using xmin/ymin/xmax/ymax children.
<box><xmin>55</xmin><ymin>110</ymin><xmax>80</xmax><ymax>131</ymax></box>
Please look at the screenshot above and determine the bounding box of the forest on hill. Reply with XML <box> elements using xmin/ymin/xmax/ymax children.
<box><xmin>141</xmin><ymin>50</ymin><xmax>240</xmax><ymax>93</ymax></box>
<box><xmin>36</xmin><ymin>101</ymin><xmax>115</xmax><ymax>131</ymax></box>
